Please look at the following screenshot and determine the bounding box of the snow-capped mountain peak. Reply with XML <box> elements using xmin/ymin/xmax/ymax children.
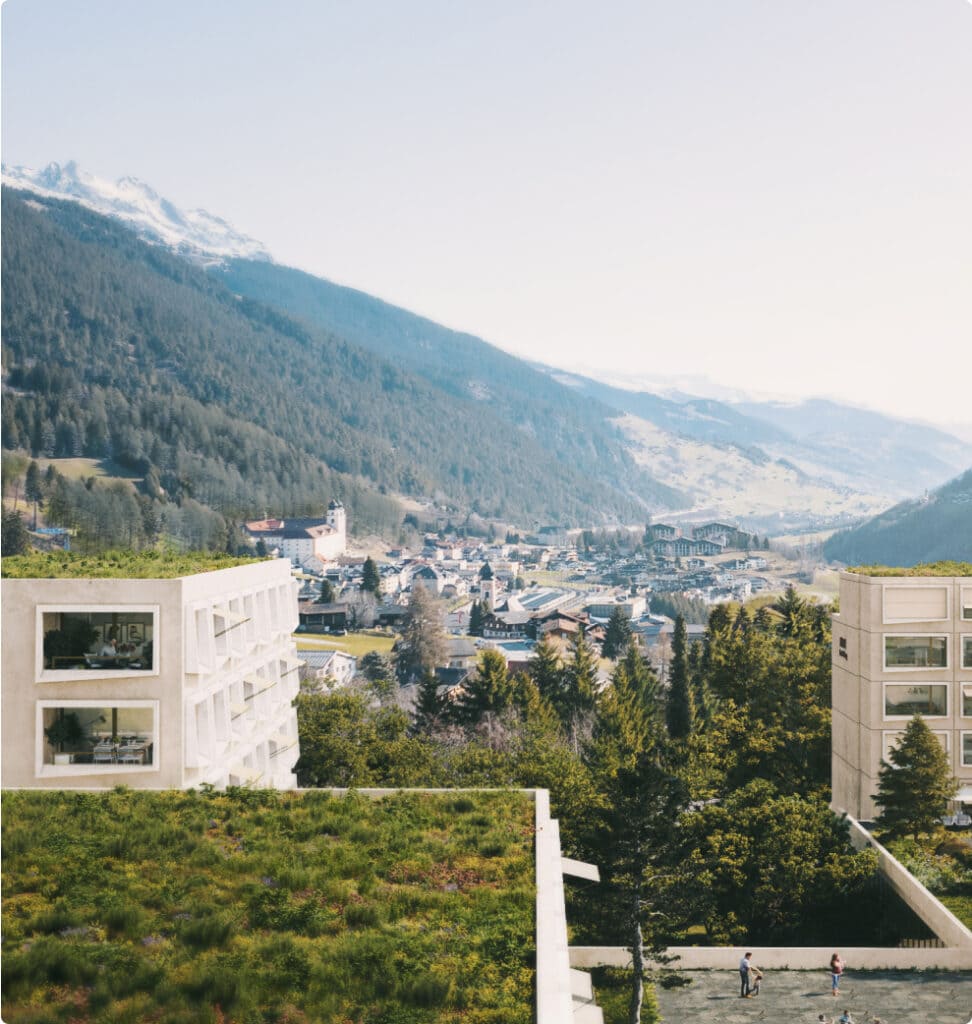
<box><xmin>2</xmin><ymin>160</ymin><xmax>272</xmax><ymax>265</ymax></box>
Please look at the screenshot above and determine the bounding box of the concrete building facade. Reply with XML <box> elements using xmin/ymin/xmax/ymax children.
<box><xmin>832</xmin><ymin>570</ymin><xmax>972</xmax><ymax>820</ymax></box>
<box><xmin>2</xmin><ymin>559</ymin><xmax>302</xmax><ymax>791</ymax></box>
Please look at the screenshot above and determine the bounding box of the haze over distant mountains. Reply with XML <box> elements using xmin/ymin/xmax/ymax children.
<box><xmin>3</xmin><ymin>162</ymin><xmax>971</xmax><ymax>544</ymax></box>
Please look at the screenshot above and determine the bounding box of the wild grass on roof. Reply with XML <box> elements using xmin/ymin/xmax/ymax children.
<box><xmin>848</xmin><ymin>561</ymin><xmax>972</xmax><ymax>578</ymax></box>
<box><xmin>0</xmin><ymin>549</ymin><xmax>262</xmax><ymax>579</ymax></box>
<box><xmin>1</xmin><ymin>787</ymin><xmax>535</xmax><ymax>1024</ymax></box>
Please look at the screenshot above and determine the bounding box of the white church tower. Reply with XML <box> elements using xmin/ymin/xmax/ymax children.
<box><xmin>326</xmin><ymin>500</ymin><xmax>347</xmax><ymax>545</ymax></box>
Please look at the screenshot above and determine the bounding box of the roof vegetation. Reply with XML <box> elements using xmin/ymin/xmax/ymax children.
<box><xmin>0</xmin><ymin>549</ymin><xmax>262</xmax><ymax>579</ymax></box>
<box><xmin>847</xmin><ymin>561</ymin><xmax>972</xmax><ymax>578</ymax></box>
<box><xmin>0</xmin><ymin>788</ymin><xmax>535</xmax><ymax>1024</ymax></box>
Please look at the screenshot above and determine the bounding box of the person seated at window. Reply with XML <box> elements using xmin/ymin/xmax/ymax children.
<box><xmin>99</xmin><ymin>638</ymin><xmax>117</xmax><ymax>656</ymax></box>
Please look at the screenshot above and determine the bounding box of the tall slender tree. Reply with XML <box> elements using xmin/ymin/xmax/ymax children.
<box><xmin>666</xmin><ymin>615</ymin><xmax>692</xmax><ymax>740</ymax></box>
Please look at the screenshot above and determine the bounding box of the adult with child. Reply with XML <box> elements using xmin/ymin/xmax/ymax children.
<box><xmin>739</xmin><ymin>951</ymin><xmax>754</xmax><ymax>997</ymax></box>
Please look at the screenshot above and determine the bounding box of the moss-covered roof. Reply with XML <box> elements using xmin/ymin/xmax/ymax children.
<box><xmin>847</xmin><ymin>561</ymin><xmax>972</xmax><ymax>578</ymax></box>
<box><xmin>1</xmin><ymin>549</ymin><xmax>263</xmax><ymax>579</ymax></box>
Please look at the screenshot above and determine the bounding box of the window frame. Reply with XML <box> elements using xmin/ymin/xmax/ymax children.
<box><xmin>962</xmin><ymin>731</ymin><xmax>972</xmax><ymax>768</ymax></box>
<box><xmin>882</xmin><ymin>681</ymin><xmax>949</xmax><ymax>720</ymax></box>
<box><xmin>35</xmin><ymin>698</ymin><xmax>160</xmax><ymax>777</ymax></box>
<box><xmin>36</xmin><ymin>604</ymin><xmax>160</xmax><ymax>682</ymax></box>
<box><xmin>963</xmin><ymin>635</ymin><xmax>972</xmax><ymax>671</ymax></box>
<box><xmin>882</xmin><ymin>634</ymin><xmax>949</xmax><ymax>671</ymax></box>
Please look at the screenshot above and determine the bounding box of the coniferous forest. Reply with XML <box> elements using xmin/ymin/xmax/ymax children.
<box><xmin>1</xmin><ymin>188</ymin><xmax>682</xmax><ymax>547</ymax></box>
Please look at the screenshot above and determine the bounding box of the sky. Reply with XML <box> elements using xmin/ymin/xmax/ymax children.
<box><xmin>3</xmin><ymin>0</ymin><xmax>971</xmax><ymax>432</ymax></box>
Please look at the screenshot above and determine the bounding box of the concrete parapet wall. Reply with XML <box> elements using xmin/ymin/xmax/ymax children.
<box><xmin>569</xmin><ymin>945</ymin><xmax>972</xmax><ymax>970</ymax></box>
<box><xmin>842</xmin><ymin>813</ymin><xmax>972</xmax><ymax>951</ymax></box>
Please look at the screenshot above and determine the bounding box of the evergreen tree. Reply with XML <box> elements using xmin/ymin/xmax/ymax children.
<box><xmin>320</xmin><ymin>577</ymin><xmax>336</xmax><ymax>604</ymax></box>
<box><xmin>468</xmin><ymin>599</ymin><xmax>485</xmax><ymax>637</ymax></box>
<box><xmin>2</xmin><ymin>508</ymin><xmax>30</xmax><ymax>556</ymax></box>
<box><xmin>666</xmin><ymin>615</ymin><xmax>692</xmax><ymax>740</ymax></box>
<box><xmin>453</xmin><ymin>649</ymin><xmax>517</xmax><ymax>727</ymax></box>
<box><xmin>602</xmin><ymin>606</ymin><xmax>634</xmax><ymax>660</ymax></box>
<box><xmin>586</xmin><ymin>647</ymin><xmax>685</xmax><ymax>1023</ymax></box>
<box><xmin>24</xmin><ymin>460</ymin><xmax>43</xmax><ymax>529</ymax></box>
<box><xmin>874</xmin><ymin>716</ymin><xmax>957</xmax><ymax>840</ymax></box>
<box><xmin>412</xmin><ymin>670</ymin><xmax>446</xmax><ymax>735</ymax></box>
<box><xmin>362</xmin><ymin>556</ymin><xmax>382</xmax><ymax>597</ymax></box>
<box><xmin>560</xmin><ymin>629</ymin><xmax>599</xmax><ymax>748</ymax></box>
<box><xmin>528</xmin><ymin>635</ymin><xmax>564</xmax><ymax>710</ymax></box>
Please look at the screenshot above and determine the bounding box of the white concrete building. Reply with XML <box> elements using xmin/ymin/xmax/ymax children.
<box><xmin>245</xmin><ymin>501</ymin><xmax>347</xmax><ymax>571</ymax></box>
<box><xmin>832</xmin><ymin>569</ymin><xmax>972</xmax><ymax>820</ymax></box>
<box><xmin>1</xmin><ymin>558</ymin><xmax>302</xmax><ymax>790</ymax></box>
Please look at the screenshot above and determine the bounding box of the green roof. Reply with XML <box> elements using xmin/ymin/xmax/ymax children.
<box><xmin>1</xmin><ymin>788</ymin><xmax>535</xmax><ymax>1023</ymax></box>
<box><xmin>0</xmin><ymin>549</ymin><xmax>263</xmax><ymax>579</ymax></box>
<box><xmin>847</xmin><ymin>561</ymin><xmax>972</xmax><ymax>578</ymax></box>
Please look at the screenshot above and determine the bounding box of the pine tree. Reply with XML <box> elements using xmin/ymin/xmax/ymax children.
<box><xmin>24</xmin><ymin>460</ymin><xmax>43</xmax><ymax>530</ymax></box>
<box><xmin>874</xmin><ymin>716</ymin><xmax>957</xmax><ymax>840</ymax></box>
<box><xmin>468</xmin><ymin>600</ymin><xmax>485</xmax><ymax>637</ymax></box>
<box><xmin>320</xmin><ymin>578</ymin><xmax>336</xmax><ymax>603</ymax></box>
<box><xmin>587</xmin><ymin>647</ymin><xmax>685</xmax><ymax>1023</ymax></box>
<box><xmin>453</xmin><ymin>649</ymin><xmax>516</xmax><ymax>727</ymax></box>
<box><xmin>602</xmin><ymin>606</ymin><xmax>634</xmax><ymax>660</ymax></box>
<box><xmin>666</xmin><ymin>615</ymin><xmax>692</xmax><ymax>740</ymax></box>
<box><xmin>412</xmin><ymin>670</ymin><xmax>446</xmax><ymax>734</ymax></box>
<box><xmin>528</xmin><ymin>635</ymin><xmax>564</xmax><ymax>709</ymax></box>
<box><xmin>362</xmin><ymin>556</ymin><xmax>382</xmax><ymax>597</ymax></box>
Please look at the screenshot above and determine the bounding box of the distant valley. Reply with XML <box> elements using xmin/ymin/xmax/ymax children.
<box><xmin>3</xmin><ymin>162</ymin><xmax>971</xmax><ymax>556</ymax></box>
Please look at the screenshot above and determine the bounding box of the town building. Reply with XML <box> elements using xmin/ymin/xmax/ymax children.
<box><xmin>831</xmin><ymin>569</ymin><xmax>972</xmax><ymax>820</ymax></box>
<box><xmin>1</xmin><ymin>558</ymin><xmax>302</xmax><ymax>791</ymax></box>
<box><xmin>244</xmin><ymin>500</ymin><xmax>347</xmax><ymax>570</ymax></box>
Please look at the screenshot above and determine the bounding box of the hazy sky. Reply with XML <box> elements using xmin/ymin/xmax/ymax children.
<box><xmin>3</xmin><ymin>0</ymin><xmax>971</xmax><ymax>430</ymax></box>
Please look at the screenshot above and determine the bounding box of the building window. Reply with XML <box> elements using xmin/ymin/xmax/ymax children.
<box><xmin>884</xmin><ymin>635</ymin><xmax>947</xmax><ymax>670</ymax></box>
<box><xmin>963</xmin><ymin>636</ymin><xmax>972</xmax><ymax>670</ymax></box>
<box><xmin>884</xmin><ymin>683</ymin><xmax>948</xmax><ymax>718</ymax></box>
<box><xmin>838</xmin><ymin>636</ymin><xmax>848</xmax><ymax>660</ymax></box>
<box><xmin>39</xmin><ymin>607</ymin><xmax>158</xmax><ymax>680</ymax></box>
<box><xmin>883</xmin><ymin>730</ymin><xmax>949</xmax><ymax>762</ymax></box>
<box><xmin>962</xmin><ymin>587</ymin><xmax>972</xmax><ymax>621</ymax></box>
<box><xmin>963</xmin><ymin>733</ymin><xmax>972</xmax><ymax>768</ymax></box>
<box><xmin>962</xmin><ymin>684</ymin><xmax>972</xmax><ymax>719</ymax></box>
<box><xmin>38</xmin><ymin>701</ymin><xmax>157</xmax><ymax>772</ymax></box>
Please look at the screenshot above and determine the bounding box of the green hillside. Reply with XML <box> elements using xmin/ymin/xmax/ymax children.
<box><xmin>216</xmin><ymin>258</ymin><xmax>683</xmax><ymax>511</ymax></box>
<box><xmin>824</xmin><ymin>468</ymin><xmax>972</xmax><ymax>566</ymax></box>
<box><xmin>1</xmin><ymin>189</ymin><xmax>679</xmax><ymax>537</ymax></box>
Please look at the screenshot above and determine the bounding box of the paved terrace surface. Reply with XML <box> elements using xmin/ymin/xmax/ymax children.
<box><xmin>653</xmin><ymin>969</ymin><xmax>972</xmax><ymax>1023</ymax></box>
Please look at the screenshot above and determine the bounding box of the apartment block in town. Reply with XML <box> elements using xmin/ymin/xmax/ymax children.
<box><xmin>1</xmin><ymin>557</ymin><xmax>302</xmax><ymax>790</ymax></box>
<box><xmin>832</xmin><ymin>568</ymin><xmax>972</xmax><ymax>820</ymax></box>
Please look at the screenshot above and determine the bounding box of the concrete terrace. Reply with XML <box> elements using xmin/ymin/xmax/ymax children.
<box><xmin>653</xmin><ymin>968</ymin><xmax>972</xmax><ymax>1023</ymax></box>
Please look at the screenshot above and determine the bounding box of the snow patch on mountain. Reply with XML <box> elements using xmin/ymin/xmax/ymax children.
<box><xmin>2</xmin><ymin>161</ymin><xmax>272</xmax><ymax>265</ymax></box>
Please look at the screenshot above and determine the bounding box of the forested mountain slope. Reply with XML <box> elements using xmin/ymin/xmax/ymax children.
<box><xmin>1</xmin><ymin>189</ymin><xmax>674</xmax><ymax>529</ymax></box>
<box><xmin>215</xmin><ymin>258</ymin><xmax>682</xmax><ymax>512</ymax></box>
<box><xmin>823</xmin><ymin>468</ymin><xmax>972</xmax><ymax>566</ymax></box>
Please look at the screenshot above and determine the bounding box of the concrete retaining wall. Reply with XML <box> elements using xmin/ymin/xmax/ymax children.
<box><xmin>569</xmin><ymin>945</ymin><xmax>972</xmax><ymax>970</ymax></box>
<box><xmin>842</xmin><ymin>813</ymin><xmax>972</xmax><ymax>952</ymax></box>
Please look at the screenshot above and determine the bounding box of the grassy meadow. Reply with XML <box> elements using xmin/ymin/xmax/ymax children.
<box><xmin>1</xmin><ymin>788</ymin><xmax>536</xmax><ymax>1024</ymax></box>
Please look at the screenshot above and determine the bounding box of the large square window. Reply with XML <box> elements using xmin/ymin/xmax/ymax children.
<box><xmin>884</xmin><ymin>635</ymin><xmax>947</xmax><ymax>669</ymax></box>
<box><xmin>38</xmin><ymin>702</ymin><xmax>157</xmax><ymax>772</ymax></box>
<box><xmin>884</xmin><ymin>683</ymin><xmax>948</xmax><ymax>718</ymax></box>
<box><xmin>39</xmin><ymin>607</ymin><xmax>158</xmax><ymax>680</ymax></box>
